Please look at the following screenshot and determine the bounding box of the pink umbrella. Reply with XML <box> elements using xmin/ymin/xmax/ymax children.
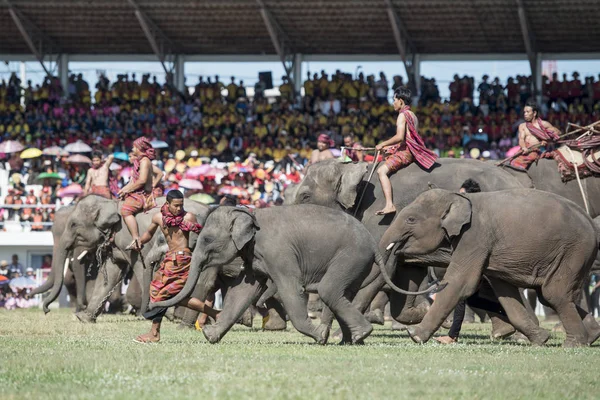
<box><xmin>42</xmin><ymin>146</ymin><xmax>64</xmax><ymax>156</ymax></box>
<box><xmin>64</xmin><ymin>140</ymin><xmax>93</xmax><ymax>153</ymax></box>
<box><xmin>205</xmin><ymin>167</ymin><xmax>228</xmax><ymax>178</ymax></box>
<box><xmin>57</xmin><ymin>184</ymin><xmax>83</xmax><ymax>198</ymax></box>
<box><xmin>505</xmin><ymin>146</ymin><xmax>521</xmax><ymax>158</ymax></box>
<box><xmin>179</xmin><ymin>179</ymin><xmax>204</xmax><ymax>190</ymax></box>
<box><xmin>0</xmin><ymin>140</ymin><xmax>24</xmax><ymax>153</ymax></box>
<box><xmin>185</xmin><ymin>165</ymin><xmax>212</xmax><ymax>178</ymax></box>
<box><xmin>119</xmin><ymin>167</ymin><xmax>133</xmax><ymax>179</ymax></box>
<box><xmin>218</xmin><ymin>185</ymin><xmax>249</xmax><ymax>197</ymax></box>
<box><xmin>66</xmin><ymin>154</ymin><xmax>92</xmax><ymax>164</ymax></box>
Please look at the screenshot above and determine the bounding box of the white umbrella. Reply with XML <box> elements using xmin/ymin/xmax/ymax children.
<box><xmin>150</xmin><ymin>140</ymin><xmax>169</xmax><ymax>149</ymax></box>
<box><xmin>0</xmin><ymin>140</ymin><xmax>25</xmax><ymax>153</ymax></box>
<box><xmin>66</xmin><ymin>154</ymin><xmax>92</xmax><ymax>164</ymax></box>
<box><xmin>64</xmin><ymin>140</ymin><xmax>93</xmax><ymax>153</ymax></box>
<box><xmin>178</xmin><ymin>179</ymin><xmax>204</xmax><ymax>190</ymax></box>
<box><xmin>42</xmin><ymin>146</ymin><xmax>64</xmax><ymax>156</ymax></box>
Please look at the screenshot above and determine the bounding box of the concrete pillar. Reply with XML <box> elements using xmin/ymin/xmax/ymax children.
<box><xmin>413</xmin><ymin>53</ymin><xmax>421</xmax><ymax>97</ymax></box>
<box><xmin>59</xmin><ymin>54</ymin><xmax>69</xmax><ymax>95</ymax></box>
<box><xmin>535</xmin><ymin>52</ymin><xmax>543</xmax><ymax>104</ymax></box>
<box><xmin>19</xmin><ymin>62</ymin><xmax>26</xmax><ymax>107</ymax></box>
<box><xmin>292</xmin><ymin>53</ymin><xmax>303</xmax><ymax>96</ymax></box>
<box><xmin>175</xmin><ymin>54</ymin><xmax>185</xmax><ymax>93</ymax></box>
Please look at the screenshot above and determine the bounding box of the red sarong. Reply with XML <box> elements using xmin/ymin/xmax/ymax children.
<box><xmin>121</xmin><ymin>191</ymin><xmax>156</xmax><ymax>217</ymax></box>
<box><xmin>510</xmin><ymin>150</ymin><xmax>540</xmax><ymax>171</ymax></box>
<box><xmin>91</xmin><ymin>185</ymin><xmax>113</xmax><ymax>199</ymax></box>
<box><xmin>149</xmin><ymin>248</ymin><xmax>192</xmax><ymax>303</ymax></box>
<box><xmin>385</xmin><ymin>143</ymin><xmax>414</xmax><ymax>173</ymax></box>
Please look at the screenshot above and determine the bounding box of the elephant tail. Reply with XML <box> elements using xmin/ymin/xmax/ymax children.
<box><xmin>373</xmin><ymin>244</ymin><xmax>447</xmax><ymax>296</ymax></box>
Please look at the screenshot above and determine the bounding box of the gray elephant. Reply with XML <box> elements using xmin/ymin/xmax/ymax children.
<box><xmin>151</xmin><ymin>205</ymin><xmax>430</xmax><ymax>344</ymax></box>
<box><xmin>380</xmin><ymin>188</ymin><xmax>600</xmax><ymax>347</ymax></box>
<box><xmin>32</xmin><ymin>195</ymin><xmax>209</xmax><ymax>323</ymax></box>
<box><xmin>285</xmin><ymin>158</ymin><xmax>524</xmax><ymax>327</ymax></box>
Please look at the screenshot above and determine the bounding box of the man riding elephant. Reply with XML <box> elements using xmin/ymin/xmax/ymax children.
<box><xmin>375</xmin><ymin>86</ymin><xmax>437</xmax><ymax>215</ymax></box>
<box><xmin>509</xmin><ymin>101</ymin><xmax>560</xmax><ymax>171</ymax></box>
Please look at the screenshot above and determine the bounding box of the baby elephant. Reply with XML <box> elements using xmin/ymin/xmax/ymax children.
<box><xmin>151</xmin><ymin>204</ymin><xmax>432</xmax><ymax>344</ymax></box>
<box><xmin>380</xmin><ymin>188</ymin><xmax>600</xmax><ymax>347</ymax></box>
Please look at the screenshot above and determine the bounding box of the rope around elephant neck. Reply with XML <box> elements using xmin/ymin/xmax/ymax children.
<box><xmin>565</xmin><ymin>146</ymin><xmax>590</xmax><ymax>215</ymax></box>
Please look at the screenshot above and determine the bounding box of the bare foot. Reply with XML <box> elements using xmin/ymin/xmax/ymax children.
<box><xmin>134</xmin><ymin>332</ymin><xmax>160</xmax><ymax>343</ymax></box>
<box><xmin>375</xmin><ymin>205</ymin><xmax>397</xmax><ymax>215</ymax></box>
<box><xmin>126</xmin><ymin>238</ymin><xmax>141</xmax><ymax>251</ymax></box>
<box><xmin>434</xmin><ymin>336</ymin><xmax>457</xmax><ymax>344</ymax></box>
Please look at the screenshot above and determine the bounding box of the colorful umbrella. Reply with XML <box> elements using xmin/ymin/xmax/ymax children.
<box><xmin>57</xmin><ymin>184</ymin><xmax>83</xmax><ymax>198</ymax></box>
<box><xmin>35</xmin><ymin>172</ymin><xmax>62</xmax><ymax>181</ymax></box>
<box><xmin>20</xmin><ymin>148</ymin><xmax>43</xmax><ymax>159</ymax></box>
<box><xmin>150</xmin><ymin>140</ymin><xmax>169</xmax><ymax>149</ymax></box>
<box><xmin>42</xmin><ymin>146</ymin><xmax>64</xmax><ymax>156</ymax></box>
<box><xmin>9</xmin><ymin>276</ymin><xmax>37</xmax><ymax>291</ymax></box>
<box><xmin>218</xmin><ymin>185</ymin><xmax>249</xmax><ymax>197</ymax></box>
<box><xmin>230</xmin><ymin>165</ymin><xmax>254</xmax><ymax>174</ymax></box>
<box><xmin>505</xmin><ymin>146</ymin><xmax>521</xmax><ymax>158</ymax></box>
<box><xmin>113</xmin><ymin>152</ymin><xmax>129</xmax><ymax>161</ymax></box>
<box><xmin>179</xmin><ymin>179</ymin><xmax>204</xmax><ymax>190</ymax></box>
<box><xmin>64</xmin><ymin>140</ymin><xmax>93</xmax><ymax>153</ymax></box>
<box><xmin>109</xmin><ymin>162</ymin><xmax>122</xmax><ymax>171</ymax></box>
<box><xmin>185</xmin><ymin>165</ymin><xmax>211</xmax><ymax>178</ymax></box>
<box><xmin>189</xmin><ymin>193</ymin><xmax>216</xmax><ymax>204</ymax></box>
<box><xmin>119</xmin><ymin>167</ymin><xmax>133</xmax><ymax>179</ymax></box>
<box><xmin>66</xmin><ymin>154</ymin><xmax>92</xmax><ymax>164</ymax></box>
<box><xmin>0</xmin><ymin>140</ymin><xmax>24</xmax><ymax>153</ymax></box>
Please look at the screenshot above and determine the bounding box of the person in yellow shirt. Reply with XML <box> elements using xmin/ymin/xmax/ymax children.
<box><xmin>272</xmin><ymin>143</ymin><xmax>288</xmax><ymax>162</ymax></box>
<box><xmin>226</xmin><ymin>77</ymin><xmax>238</xmax><ymax>103</ymax></box>
<box><xmin>253</xmin><ymin>121</ymin><xmax>268</xmax><ymax>139</ymax></box>
<box><xmin>197</xmin><ymin>143</ymin><xmax>211</xmax><ymax>158</ymax></box>
<box><xmin>303</xmin><ymin>71</ymin><xmax>314</xmax><ymax>98</ymax></box>
<box><xmin>279</xmin><ymin>76</ymin><xmax>293</xmax><ymax>101</ymax></box>
<box><xmin>187</xmin><ymin>150</ymin><xmax>203</xmax><ymax>168</ymax></box>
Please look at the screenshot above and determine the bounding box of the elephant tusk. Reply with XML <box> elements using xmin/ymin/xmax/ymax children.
<box><xmin>386</xmin><ymin>242</ymin><xmax>396</xmax><ymax>251</ymax></box>
<box><xmin>63</xmin><ymin>258</ymin><xmax>70</xmax><ymax>277</ymax></box>
<box><xmin>77</xmin><ymin>250</ymin><xmax>88</xmax><ymax>261</ymax></box>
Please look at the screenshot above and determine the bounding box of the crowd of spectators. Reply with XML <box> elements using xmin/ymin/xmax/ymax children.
<box><xmin>0</xmin><ymin>254</ymin><xmax>44</xmax><ymax>309</ymax></box>
<box><xmin>1</xmin><ymin>68</ymin><xmax>599</xmax><ymax>228</ymax></box>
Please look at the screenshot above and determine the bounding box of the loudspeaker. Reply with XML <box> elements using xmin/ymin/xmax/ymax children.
<box><xmin>259</xmin><ymin>71</ymin><xmax>273</xmax><ymax>89</ymax></box>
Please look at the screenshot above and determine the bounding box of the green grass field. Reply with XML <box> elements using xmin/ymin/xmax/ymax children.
<box><xmin>1</xmin><ymin>309</ymin><xmax>598</xmax><ymax>400</ymax></box>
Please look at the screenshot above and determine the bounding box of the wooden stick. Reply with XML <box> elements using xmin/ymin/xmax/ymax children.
<box><xmin>565</xmin><ymin>123</ymin><xmax>600</xmax><ymax>136</ymax></box>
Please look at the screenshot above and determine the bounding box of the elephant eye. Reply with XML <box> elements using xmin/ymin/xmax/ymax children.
<box><xmin>406</xmin><ymin>216</ymin><xmax>417</xmax><ymax>225</ymax></box>
<box><xmin>203</xmin><ymin>236</ymin><xmax>214</xmax><ymax>244</ymax></box>
<box><xmin>300</xmin><ymin>192</ymin><xmax>311</xmax><ymax>203</ymax></box>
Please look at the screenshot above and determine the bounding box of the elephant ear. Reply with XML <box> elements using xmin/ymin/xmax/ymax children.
<box><xmin>93</xmin><ymin>201</ymin><xmax>121</xmax><ymax>231</ymax></box>
<box><xmin>230</xmin><ymin>208</ymin><xmax>260</xmax><ymax>251</ymax></box>
<box><xmin>283</xmin><ymin>183</ymin><xmax>299</xmax><ymax>204</ymax></box>
<box><xmin>441</xmin><ymin>194</ymin><xmax>472</xmax><ymax>239</ymax></box>
<box><xmin>336</xmin><ymin>162</ymin><xmax>368</xmax><ymax>209</ymax></box>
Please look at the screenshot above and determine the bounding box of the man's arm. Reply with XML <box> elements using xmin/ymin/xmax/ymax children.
<box><xmin>376</xmin><ymin>113</ymin><xmax>406</xmax><ymax>150</ymax></box>
<box><xmin>542</xmin><ymin>120</ymin><xmax>561</xmax><ymax>137</ymax></box>
<box><xmin>139</xmin><ymin>213</ymin><xmax>161</xmax><ymax>246</ymax></box>
<box><xmin>518</xmin><ymin>124</ymin><xmax>529</xmax><ymax>152</ymax></box>
<box><xmin>354</xmin><ymin>143</ymin><xmax>364</xmax><ymax>162</ymax></box>
<box><xmin>152</xmin><ymin>165</ymin><xmax>164</xmax><ymax>188</ymax></box>
<box><xmin>83</xmin><ymin>170</ymin><xmax>92</xmax><ymax>194</ymax></box>
<box><xmin>119</xmin><ymin>158</ymin><xmax>151</xmax><ymax>196</ymax></box>
<box><xmin>309</xmin><ymin>149</ymin><xmax>319</xmax><ymax>165</ymax></box>
<box><xmin>101</xmin><ymin>155</ymin><xmax>115</xmax><ymax>172</ymax></box>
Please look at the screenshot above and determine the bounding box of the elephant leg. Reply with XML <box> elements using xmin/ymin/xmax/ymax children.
<box><xmin>262</xmin><ymin>298</ymin><xmax>287</xmax><ymax>331</ymax></box>
<box><xmin>63</xmin><ymin>268</ymin><xmax>78</xmax><ymax>308</ymax></box>
<box><xmin>489</xmin><ymin>278</ymin><xmax>549</xmax><ymax>346</ymax></box>
<box><xmin>489</xmin><ymin>312</ymin><xmax>516</xmax><ymax>339</ymax></box>
<box><xmin>180</xmin><ymin>271</ymin><xmax>219</xmax><ymax>329</ymax></box>
<box><xmin>541</xmin><ymin>281</ymin><xmax>589</xmax><ymax>347</ymax></box>
<box><xmin>389</xmin><ymin>266</ymin><xmax>430</xmax><ymax>325</ymax></box>
<box><xmin>202</xmin><ymin>273</ymin><xmax>265</xmax><ymax>344</ymax></box>
<box><xmin>75</xmin><ymin>260</ymin><xmax>124</xmax><ymax>323</ymax></box>
<box><xmin>580</xmin><ymin>306</ymin><xmax>600</xmax><ymax>345</ymax></box>
<box><xmin>318</xmin><ymin>283</ymin><xmax>372</xmax><ymax>344</ymax></box>
<box><xmin>126</xmin><ymin>275</ymin><xmax>142</xmax><ymax>312</ymax></box>
<box><xmin>71</xmin><ymin>253</ymin><xmax>87</xmax><ymax>312</ymax></box>
<box><xmin>406</xmin><ymin>262</ymin><xmax>482</xmax><ymax>344</ymax></box>
<box><xmin>275</xmin><ymin>281</ymin><xmax>329</xmax><ymax>344</ymax></box>
<box><xmin>366</xmin><ymin>291</ymin><xmax>388</xmax><ymax>325</ymax></box>
<box><xmin>525</xmin><ymin>288</ymin><xmax>537</xmax><ymax>315</ymax></box>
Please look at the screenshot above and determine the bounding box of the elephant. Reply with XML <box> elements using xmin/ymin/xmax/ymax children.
<box><xmin>285</xmin><ymin>158</ymin><xmax>524</xmax><ymax>327</ymax></box>
<box><xmin>32</xmin><ymin>194</ymin><xmax>209</xmax><ymax>323</ymax></box>
<box><xmin>150</xmin><ymin>205</ymin><xmax>431</xmax><ymax>344</ymax></box>
<box><xmin>498</xmin><ymin>159</ymin><xmax>600</xmax><ymax>217</ymax></box>
<box><xmin>380</xmin><ymin>188</ymin><xmax>600</xmax><ymax>347</ymax></box>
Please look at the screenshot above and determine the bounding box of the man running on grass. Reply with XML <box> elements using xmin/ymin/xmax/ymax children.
<box><xmin>134</xmin><ymin>189</ymin><xmax>219</xmax><ymax>343</ymax></box>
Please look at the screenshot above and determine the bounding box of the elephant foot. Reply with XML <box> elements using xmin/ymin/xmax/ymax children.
<box><xmin>441</xmin><ymin>318</ymin><xmax>453</xmax><ymax>329</ymax></box>
<box><xmin>237</xmin><ymin>308</ymin><xmax>253</xmax><ymax>328</ymax></box>
<box><xmin>202</xmin><ymin>325</ymin><xmax>221</xmax><ymax>344</ymax></box>
<box><xmin>391</xmin><ymin>320</ymin><xmax>406</xmax><ymax>331</ymax></box>
<box><xmin>563</xmin><ymin>337</ymin><xmax>588</xmax><ymax>348</ymax></box>
<box><xmin>365</xmin><ymin>309</ymin><xmax>384</xmax><ymax>325</ymax></box>
<box><xmin>527</xmin><ymin>329</ymin><xmax>551</xmax><ymax>346</ymax></box>
<box><xmin>490</xmin><ymin>324</ymin><xmax>516</xmax><ymax>340</ymax></box>
<box><xmin>351</xmin><ymin>324</ymin><xmax>373</xmax><ymax>344</ymax></box>
<box><xmin>314</xmin><ymin>324</ymin><xmax>330</xmax><ymax>345</ymax></box>
<box><xmin>583</xmin><ymin>314</ymin><xmax>600</xmax><ymax>345</ymax></box>
<box><xmin>75</xmin><ymin>311</ymin><xmax>96</xmax><ymax>324</ymax></box>
<box><xmin>395</xmin><ymin>304</ymin><xmax>429</xmax><ymax>325</ymax></box>
<box><xmin>551</xmin><ymin>322</ymin><xmax>565</xmax><ymax>333</ymax></box>
<box><xmin>405</xmin><ymin>325</ymin><xmax>431</xmax><ymax>344</ymax></box>
<box><xmin>330</xmin><ymin>328</ymin><xmax>343</xmax><ymax>342</ymax></box>
<box><xmin>262</xmin><ymin>313</ymin><xmax>287</xmax><ymax>331</ymax></box>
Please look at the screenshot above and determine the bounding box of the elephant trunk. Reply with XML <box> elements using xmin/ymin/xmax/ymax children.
<box><xmin>29</xmin><ymin>244</ymin><xmax>60</xmax><ymax>297</ymax></box>
<box><xmin>43</xmin><ymin>237</ymin><xmax>74</xmax><ymax>313</ymax></box>
<box><xmin>149</xmin><ymin>249</ymin><xmax>205</xmax><ymax>309</ymax></box>
<box><xmin>374</xmin><ymin>242</ymin><xmax>446</xmax><ymax>297</ymax></box>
